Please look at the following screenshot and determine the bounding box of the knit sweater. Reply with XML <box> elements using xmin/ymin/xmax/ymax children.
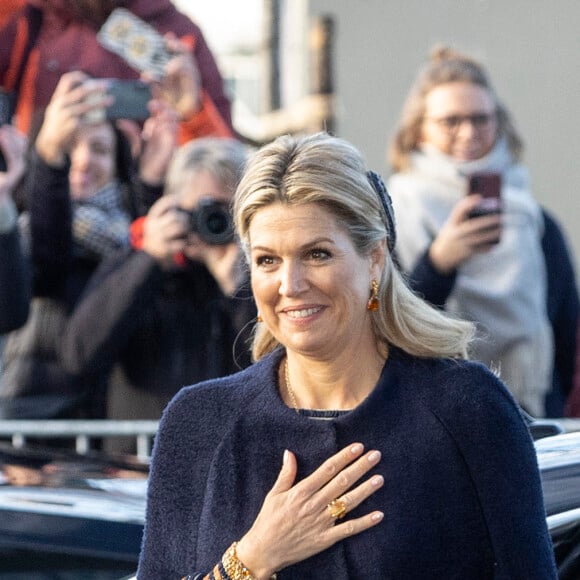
<box><xmin>138</xmin><ymin>348</ymin><xmax>556</xmax><ymax>579</ymax></box>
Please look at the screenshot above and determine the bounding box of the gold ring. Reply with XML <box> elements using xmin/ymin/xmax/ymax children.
<box><xmin>327</xmin><ymin>498</ymin><xmax>347</xmax><ymax>520</ymax></box>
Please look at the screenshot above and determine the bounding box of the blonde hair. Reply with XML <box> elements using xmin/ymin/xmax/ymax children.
<box><xmin>234</xmin><ymin>132</ymin><xmax>474</xmax><ymax>361</ymax></box>
<box><xmin>388</xmin><ymin>46</ymin><xmax>523</xmax><ymax>172</ymax></box>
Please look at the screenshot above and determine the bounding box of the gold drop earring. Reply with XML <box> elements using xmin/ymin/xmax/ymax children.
<box><xmin>366</xmin><ymin>279</ymin><xmax>379</xmax><ymax>311</ymax></box>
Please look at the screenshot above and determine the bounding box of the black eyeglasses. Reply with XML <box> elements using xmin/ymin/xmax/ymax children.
<box><xmin>425</xmin><ymin>112</ymin><xmax>496</xmax><ymax>134</ymax></box>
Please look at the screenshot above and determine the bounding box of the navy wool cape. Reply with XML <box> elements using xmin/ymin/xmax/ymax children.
<box><xmin>138</xmin><ymin>347</ymin><xmax>557</xmax><ymax>579</ymax></box>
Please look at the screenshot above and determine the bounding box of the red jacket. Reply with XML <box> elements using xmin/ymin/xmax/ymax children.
<box><xmin>0</xmin><ymin>0</ymin><xmax>24</xmax><ymax>28</ymax></box>
<box><xmin>0</xmin><ymin>0</ymin><xmax>233</xmax><ymax>142</ymax></box>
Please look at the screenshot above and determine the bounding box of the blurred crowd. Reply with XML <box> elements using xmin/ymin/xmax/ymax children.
<box><xmin>0</xmin><ymin>0</ymin><xmax>578</xmax><ymax>445</ymax></box>
<box><xmin>0</xmin><ymin>0</ymin><xmax>255</xmax><ymax>443</ymax></box>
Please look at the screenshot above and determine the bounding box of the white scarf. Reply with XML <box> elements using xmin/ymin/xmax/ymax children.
<box><xmin>388</xmin><ymin>139</ymin><xmax>553</xmax><ymax>416</ymax></box>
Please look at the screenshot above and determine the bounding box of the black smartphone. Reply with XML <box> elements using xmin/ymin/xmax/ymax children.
<box><xmin>466</xmin><ymin>172</ymin><xmax>502</xmax><ymax>218</ymax></box>
<box><xmin>106</xmin><ymin>79</ymin><xmax>151</xmax><ymax>121</ymax></box>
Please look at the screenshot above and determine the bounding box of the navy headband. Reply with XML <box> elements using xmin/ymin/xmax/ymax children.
<box><xmin>367</xmin><ymin>170</ymin><xmax>396</xmax><ymax>253</ymax></box>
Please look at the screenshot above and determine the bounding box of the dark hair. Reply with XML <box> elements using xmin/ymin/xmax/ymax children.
<box><xmin>112</xmin><ymin>125</ymin><xmax>134</xmax><ymax>184</ymax></box>
<box><xmin>20</xmin><ymin>111</ymin><xmax>138</xmax><ymax>214</ymax></box>
<box><xmin>112</xmin><ymin>124</ymin><xmax>141</xmax><ymax>218</ymax></box>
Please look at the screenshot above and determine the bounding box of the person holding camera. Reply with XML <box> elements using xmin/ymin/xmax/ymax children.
<box><xmin>387</xmin><ymin>46</ymin><xmax>579</xmax><ymax>418</ymax></box>
<box><xmin>61</xmin><ymin>138</ymin><xmax>255</xmax><ymax>449</ymax></box>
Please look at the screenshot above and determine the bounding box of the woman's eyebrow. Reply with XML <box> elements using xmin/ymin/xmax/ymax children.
<box><xmin>250</xmin><ymin>237</ymin><xmax>336</xmax><ymax>252</ymax></box>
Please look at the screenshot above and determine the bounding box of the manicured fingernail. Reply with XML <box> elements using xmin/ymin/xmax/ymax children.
<box><xmin>372</xmin><ymin>512</ymin><xmax>384</xmax><ymax>522</ymax></box>
<box><xmin>368</xmin><ymin>450</ymin><xmax>381</xmax><ymax>463</ymax></box>
<box><xmin>371</xmin><ymin>475</ymin><xmax>384</xmax><ymax>486</ymax></box>
<box><xmin>283</xmin><ymin>449</ymin><xmax>289</xmax><ymax>464</ymax></box>
<box><xmin>350</xmin><ymin>443</ymin><xmax>364</xmax><ymax>454</ymax></box>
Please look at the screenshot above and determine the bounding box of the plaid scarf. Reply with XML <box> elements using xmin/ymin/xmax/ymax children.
<box><xmin>72</xmin><ymin>181</ymin><xmax>131</xmax><ymax>260</ymax></box>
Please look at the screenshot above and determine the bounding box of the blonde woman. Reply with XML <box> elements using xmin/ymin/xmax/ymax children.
<box><xmin>138</xmin><ymin>133</ymin><xmax>556</xmax><ymax>579</ymax></box>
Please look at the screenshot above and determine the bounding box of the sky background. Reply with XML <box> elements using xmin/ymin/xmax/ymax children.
<box><xmin>173</xmin><ymin>0</ymin><xmax>263</xmax><ymax>53</ymax></box>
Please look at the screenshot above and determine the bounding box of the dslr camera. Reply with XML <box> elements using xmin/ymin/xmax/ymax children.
<box><xmin>188</xmin><ymin>198</ymin><xmax>234</xmax><ymax>245</ymax></box>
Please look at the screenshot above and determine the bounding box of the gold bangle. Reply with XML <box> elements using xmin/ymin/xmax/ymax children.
<box><xmin>222</xmin><ymin>542</ymin><xmax>277</xmax><ymax>580</ymax></box>
<box><xmin>222</xmin><ymin>542</ymin><xmax>256</xmax><ymax>580</ymax></box>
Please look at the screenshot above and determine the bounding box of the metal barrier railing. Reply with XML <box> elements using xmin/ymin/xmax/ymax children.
<box><xmin>0</xmin><ymin>420</ymin><xmax>159</xmax><ymax>462</ymax></box>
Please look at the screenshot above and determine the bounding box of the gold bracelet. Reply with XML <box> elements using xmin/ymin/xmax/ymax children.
<box><xmin>222</xmin><ymin>542</ymin><xmax>277</xmax><ymax>580</ymax></box>
<box><xmin>222</xmin><ymin>542</ymin><xmax>256</xmax><ymax>580</ymax></box>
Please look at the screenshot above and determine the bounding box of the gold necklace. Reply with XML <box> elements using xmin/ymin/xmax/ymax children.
<box><xmin>284</xmin><ymin>350</ymin><xmax>389</xmax><ymax>414</ymax></box>
<box><xmin>284</xmin><ymin>358</ymin><xmax>300</xmax><ymax>414</ymax></box>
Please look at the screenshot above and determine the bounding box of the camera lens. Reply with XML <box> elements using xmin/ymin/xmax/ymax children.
<box><xmin>190</xmin><ymin>198</ymin><xmax>234</xmax><ymax>245</ymax></box>
<box><xmin>205</xmin><ymin>209</ymin><xmax>229</xmax><ymax>235</ymax></box>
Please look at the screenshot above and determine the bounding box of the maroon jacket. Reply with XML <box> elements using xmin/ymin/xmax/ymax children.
<box><xmin>0</xmin><ymin>0</ymin><xmax>233</xmax><ymax>140</ymax></box>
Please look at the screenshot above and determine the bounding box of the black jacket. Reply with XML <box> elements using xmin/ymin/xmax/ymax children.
<box><xmin>0</xmin><ymin>225</ymin><xmax>30</xmax><ymax>334</ymax></box>
<box><xmin>0</xmin><ymin>152</ymin><xmax>158</xmax><ymax>419</ymax></box>
<box><xmin>61</xmin><ymin>248</ymin><xmax>256</xmax><ymax>421</ymax></box>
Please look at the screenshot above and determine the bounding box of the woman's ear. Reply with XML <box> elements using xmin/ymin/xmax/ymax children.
<box><xmin>369</xmin><ymin>238</ymin><xmax>387</xmax><ymax>279</ymax></box>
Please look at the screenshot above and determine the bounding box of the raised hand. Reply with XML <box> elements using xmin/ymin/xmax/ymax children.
<box><xmin>34</xmin><ymin>71</ymin><xmax>110</xmax><ymax>166</ymax></box>
<box><xmin>141</xmin><ymin>194</ymin><xmax>188</xmax><ymax>268</ymax></box>
<box><xmin>429</xmin><ymin>194</ymin><xmax>502</xmax><ymax>274</ymax></box>
<box><xmin>138</xmin><ymin>98</ymin><xmax>179</xmax><ymax>186</ymax></box>
<box><xmin>182</xmin><ymin>233</ymin><xmax>245</xmax><ymax>296</ymax></box>
<box><xmin>146</xmin><ymin>33</ymin><xmax>201</xmax><ymax>121</ymax></box>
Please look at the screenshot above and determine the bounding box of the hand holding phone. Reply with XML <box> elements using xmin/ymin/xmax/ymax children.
<box><xmin>97</xmin><ymin>8</ymin><xmax>172</xmax><ymax>80</ymax></box>
<box><xmin>466</xmin><ymin>172</ymin><xmax>502</xmax><ymax>218</ymax></box>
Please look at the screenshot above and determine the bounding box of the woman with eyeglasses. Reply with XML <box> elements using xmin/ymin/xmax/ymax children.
<box><xmin>387</xmin><ymin>46</ymin><xmax>579</xmax><ymax>418</ymax></box>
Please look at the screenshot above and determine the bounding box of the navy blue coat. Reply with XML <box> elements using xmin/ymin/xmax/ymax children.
<box><xmin>138</xmin><ymin>348</ymin><xmax>556</xmax><ymax>579</ymax></box>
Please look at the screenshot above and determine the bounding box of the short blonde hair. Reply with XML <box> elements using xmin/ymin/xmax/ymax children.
<box><xmin>234</xmin><ymin>132</ymin><xmax>474</xmax><ymax>361</ymax></box>
<box><xmin>388</xmin><ymin>46</ymin><xmax>523</xmax><ymax>172</ymax></box>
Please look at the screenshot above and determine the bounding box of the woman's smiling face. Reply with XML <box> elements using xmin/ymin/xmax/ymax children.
<box><xmin>68</xmin><ymin>122</ymin><xmax>117</xmax><ymax>200</ymax></box>
<box><xmin>248</xmin><ymin>202</ymin><xmax>384</xmax><ymax>360</ymax></box>
<box><xmin>420</xmin><ymin>81</ymin><xmax>498</xmax><ymax>161</ymax></box>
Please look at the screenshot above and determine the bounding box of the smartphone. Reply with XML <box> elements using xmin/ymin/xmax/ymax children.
<box><xmin>97</xmin><ymin>8</ymin><xmax>172</xmax><ymax>80</ymax></box>
<box><xmin>106</xmin><ymin>79</ymin><xmax>151</xmax><ymax>121</ymax></box>
<box><xmin>83</xmin><ymin>79</ymin><xmax>151</xmax><ymax>123</ymax></box>
<box><xmin>466</xmin><ymin>172</ymin><xmax>502</xmax><ymax>218</ymax></box>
